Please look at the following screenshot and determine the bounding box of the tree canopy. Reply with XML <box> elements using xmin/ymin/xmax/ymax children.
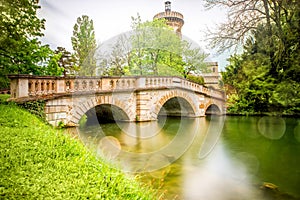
<box><xmin>71</xmin><ymin>15</ymin><xmax>97</xmax><ymax>76</ymax></box>
<box><xmin>216</xmin><ymin>0</ymin><xmax>300</xmax><ymax>114</ymax></box>
<box><xmin>97</xmin><ymin>16</ymin><xmax>208</xmax><ymax>78</ymax></box>
<box><xmin>55</xmin><ymin>47</ymin><xmax>78</xmax><ymax>77</ymax></box>
<box><xmin>0</xmin><ymin>0</ymin><xmax>63</xmax><ymax>89</ymax></box>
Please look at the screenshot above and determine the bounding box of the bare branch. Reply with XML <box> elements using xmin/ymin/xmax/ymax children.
<box><xmin>203</xmin><ymin>0</ymin><xmax>277</xmax><ymax>52</ymax></box>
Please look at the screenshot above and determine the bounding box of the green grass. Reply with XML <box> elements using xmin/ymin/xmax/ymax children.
<box><xmin>0</xmin><ymin>95</ymin><xmax>155</xmax><ymax>199</ymax></box>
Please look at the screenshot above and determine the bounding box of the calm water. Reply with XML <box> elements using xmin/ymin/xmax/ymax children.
<box><xmin>76</xmin><ymin>116</ymin><xmax>300</xmax><ymax>200</ymax></box>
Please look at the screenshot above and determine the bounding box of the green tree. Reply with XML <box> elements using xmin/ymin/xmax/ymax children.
<box><xmin>0</xmin><ymin>0</ymin><xmax>58</xmax><ymax>88</ymax></box>
<box><xmin>181</xmin><ymin>41</ymin><xmax>209</xmax><ymax>78</ymax></box>
<box><xmin>186</xmin><ymin>74</ymin><xmax>204</xmax><ymax>85</ymax></box>
<box><xmin>129</xmin><ymin>15</ymin><xmax>149</xmax><ymax>75</ymax></box>
<box><xmin>71</xmin><ymin>15</ymin><xmax>97</xmax><ymax>76</ymax></box>
<box><xmin>130</xmin><ymin>16</ymin><xmax>184</xmax><ymax>75</ymax></box>
<box><xmin>99</xmin><ymin>15</ymin><xmax>208</xmax><ymax>77</ymax></box>
<box><xmin>44</xmin><ymin>50</ymin><xmax>64</xmax><ymax>76</ymax></box>
<box><xmin>128</xmin><ymin>16</ymin><xmax>209</xmax><ymax>77</ymax></box>
<box><xmin>55</xmin><ymin>47</ymin><xmax>78</xmax><ymax>76</ymax></box>
<box><xmin>209</xmin><ymin>0</ymin><xmax>300</xmax><ymax>114</ymax></box>
<box><xmin>108</xmin><ymin>39</ymin><xmax>127</xmax><ymax>76</ymax></box>
<box><xmin>223</xmin><ymin>23</ymin><xmax>300</xmax><ymax>114</ymax></box>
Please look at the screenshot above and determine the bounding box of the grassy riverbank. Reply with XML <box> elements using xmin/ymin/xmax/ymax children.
<box><xmin>0</xmin><ymin>95</ymin><xmax>155</xmax><ymax>199</ymax></box>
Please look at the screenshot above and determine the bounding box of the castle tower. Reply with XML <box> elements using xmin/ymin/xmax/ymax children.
<box><xmin>202</xmin><ymin>62</ymin><xmax>220</xmax><ymax>89</ymax></box>
<box><xmin>153</xmin><ymin>1</ymin><xmax>184</xmax><ymax>37</ymax></box>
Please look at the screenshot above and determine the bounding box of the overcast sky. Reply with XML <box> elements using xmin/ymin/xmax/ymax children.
<box><xmin>38</xmin><ymin>0</ymin><xmax>229</xmax><ymax>70</ymax></box>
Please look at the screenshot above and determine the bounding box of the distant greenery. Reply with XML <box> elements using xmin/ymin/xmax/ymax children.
<box><xmin>0</xmin><ymin>96</ymin><xmax>155</xmax><ymax>199</ymax></box>
<box><xmin>55</xmin><ymin>47</ymin><xmax>79</xmax><ymax>77</ymax></box>
<box><xmin>186</xmin><ymin>74</ymin><xmax>205</xmax><ymax>85</ymax></box>
<box><xmin>219</xmin><ymin>1</ymin><xmax>300</xmax><ymax>115</ymax></box>
<box><xmin>71</xmin><ymin>15</ymin><xmax>97</xmax><ymax>76</ymax></box>
<box><xmin>98</xmin><ymin>15</ymin><xmax>208</xmax><ymax>77</ymax></box>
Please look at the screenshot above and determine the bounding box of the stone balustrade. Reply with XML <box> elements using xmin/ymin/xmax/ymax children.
<box><xmin>8</xmin><ymin>75</ymin><xmax>224</xmax><ymax>100</ymax></box>
<box><xmin>8</xmin><ymin>75</ymin><xmax>226</xmax><ymax>126</ymax></box>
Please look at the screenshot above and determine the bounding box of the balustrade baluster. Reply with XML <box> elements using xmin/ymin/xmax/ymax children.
<box><xmin>51</xmin><ymin>81</ymin><xmax>55</xmax><ymax>93</ymax></box>
<box><xmin>46</xmin><ymin>81</ymin><xmax>50</xmax><ymax>94</ymax></box>
<box><xmin>74</xmin><ymin>81</ymin><xmax>79</xmax><ymax>91</ymax></box>
<box><xmin>97</xmin><ymin>80</ymin><xmax>101</xmax><ymax>90</ymax></box>
<box><xmin>35</xmin><ymin>81</ymin><xmax>40</xmax><ymax>95</ymax></box>
<box><xmin>88</xmin><ymin>80</ymin><xmax>92</xmax><ymax>90</ymax></box>
<box><xmin>40</xmin><ymin>81</ymin><xmax>45</xmax><ymax>95</ymax></box>
<box><xmin>48</xmin><ymin>80</ymin><xmax>52</xmax><ymax>94</ymax></box>
<box><xmin>110</xmin><ymin>80</ymin><xmax>114</xmax><ymax>89</ymax></box>
<box><xmin>82</xmin><ymin>80</ymin><xmax>87</xmax><ymax>90</ymax></box>
<box><xmin>28</xmin><ymin>81</ymin><xmax>32</xmax><ymax>96</ymax></box>
<box><xmin>66</xmin><ymin>80</ymin><xmax>71</xmax><ymax>92</ymax></box>
<box><xmin>126</xmin><ymin>80</ymin><xmax>130</xmax><ymax>88</ymax></box>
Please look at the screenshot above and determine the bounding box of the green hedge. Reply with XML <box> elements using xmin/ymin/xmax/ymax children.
<box><xmin>186</xmin><ymin>74</ymin><xmax>204</xmax><ymax>85</ymax></box>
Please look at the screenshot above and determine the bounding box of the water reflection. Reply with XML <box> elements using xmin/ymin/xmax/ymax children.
<box><xmin>198</xmin><ymin>115</ymin><xmax>225</xmax><ymax>159</ymax></box>
<box><xmin>76</xmin><ymin>116</ymin><xmax>300</xmax><ymax>200</ymax></box>
<box><xmin>293</xmin><ymin>121</ymin><xmax>300</xmax><ymax>143</ymax></box>
<box><xmin>258</xmin><ymin>116</ymin><xmax>286</xmax><ymax>140</ymax></box>
<box><xmin>79</xmin><ymin>117</ymin><xmax>202</xmax><ymax>173</ymax></box>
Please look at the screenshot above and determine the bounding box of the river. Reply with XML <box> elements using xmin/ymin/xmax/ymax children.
<box><xmin>76</xmin><ymin>115</ymin><xmax>300</xmax><ymax>200</ymax></box>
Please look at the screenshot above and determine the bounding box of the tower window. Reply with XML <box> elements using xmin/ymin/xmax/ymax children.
<box><xmin>165</xmin><ymin>1</ymin><xmax>171</xmax><ymax>12</ymax></box>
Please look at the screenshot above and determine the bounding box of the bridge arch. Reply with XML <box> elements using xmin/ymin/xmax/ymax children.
<box><xmin>85</xmin><ymin>104</ymin><xmax>130</xmax><ymax>124</ymax></box>
<box><xmin>69</xmin><ymin>96</ymin><xmax>134</xmax><ymax>125</ymax></box>
<box><xmin>151</xmin><ymin>90</ymin><xmax>198</xmax><ymax>119</ymax></box>
<box><xmin>205</xmin><ymin>103</ymin><xmax>221</xmax><ymax>115</ymax></box>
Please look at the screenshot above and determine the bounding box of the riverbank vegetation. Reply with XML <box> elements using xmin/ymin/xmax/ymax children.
<box><xmin>0</xmin><ymin>95</ymin><xmax>155</xmax><ymax>199</ymax></box>
<box><xmin>204</xmin><ymin>0</ymin><xmax>300</xmax><ymax>115</ymax></box>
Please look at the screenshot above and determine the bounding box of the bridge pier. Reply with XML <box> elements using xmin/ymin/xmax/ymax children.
<box><xmin>136</xmin><ymin>91</ymin><xmax>152</xmax><ymax>121</ymax></box>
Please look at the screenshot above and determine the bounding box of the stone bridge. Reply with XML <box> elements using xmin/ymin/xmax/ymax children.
<box><xmin>9</xmin><ymin>75</ymin><xmax>225</xmax><ymax>126</ymax></box>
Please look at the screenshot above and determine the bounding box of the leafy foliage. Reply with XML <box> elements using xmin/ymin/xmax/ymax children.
<box><xmin>182</xmin><ymin>41</ymin><xmax>209</xmax><ymax>77</ymax></box>
<box><xmin>223</xmin><ymin>24</ymin><xmax>300</xmax><ymax>114</ymax></box>
<box><xmin>0</xmin><ymin>94</ymin><xmax>10</xmax><ymax>104</ymax></box>
<box><xmin>71</xmin><ymin>15</ymin><xmax>97</xmax><ymax>76</ymax></box>
<box><xmin>55</xmin><ymin>47</ymin><xmax>78</xmax><ymax>76</ymax></box>
<box><xmin>18</xmin><ymin>100</ymin><xmax>46</xmax><ymax>120</ymax></box>
<box><xmin>98</xmin><ymin>15</ymin><xmax>208</xmax><ymax>77</ymax></box>
<box><xmin>186</xmin><ymin>74</ymin><xmax>205</xmax><ymax>85</ymax></box>
<box><xmin>0</xmin><ymin>0</ymin><xmax>62</xmax><ymax>89</ymax></box>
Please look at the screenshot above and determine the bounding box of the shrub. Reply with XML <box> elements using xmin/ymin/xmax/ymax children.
<box><xmin>186</xmin><ymin>74</ymin><xmax>204</xmax><ymax>85</ymax></box>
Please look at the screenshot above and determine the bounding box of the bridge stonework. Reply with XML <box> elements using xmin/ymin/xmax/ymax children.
<box><xmin>9</xmin><ymin>75</ymin><xmax>225</xmax><ymax>126</ymax></box>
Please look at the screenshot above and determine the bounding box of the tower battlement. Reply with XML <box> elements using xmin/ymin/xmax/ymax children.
<box><xmin>153</xmin><ymin>1</ymin><xmax>184</xmax><ymax>37</ymax></box>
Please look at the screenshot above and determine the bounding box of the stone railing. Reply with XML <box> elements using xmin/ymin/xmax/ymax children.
<box><xmin>8</xmin><ymin>75</ymin><xmax>224</xmax><ymax>100</ymax></box>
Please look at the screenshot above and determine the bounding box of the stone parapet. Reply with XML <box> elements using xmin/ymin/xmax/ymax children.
<box><xmin>8</xmin><ymin>75</ymin><xmax>224</xmax><ymax>101</ymax></box>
